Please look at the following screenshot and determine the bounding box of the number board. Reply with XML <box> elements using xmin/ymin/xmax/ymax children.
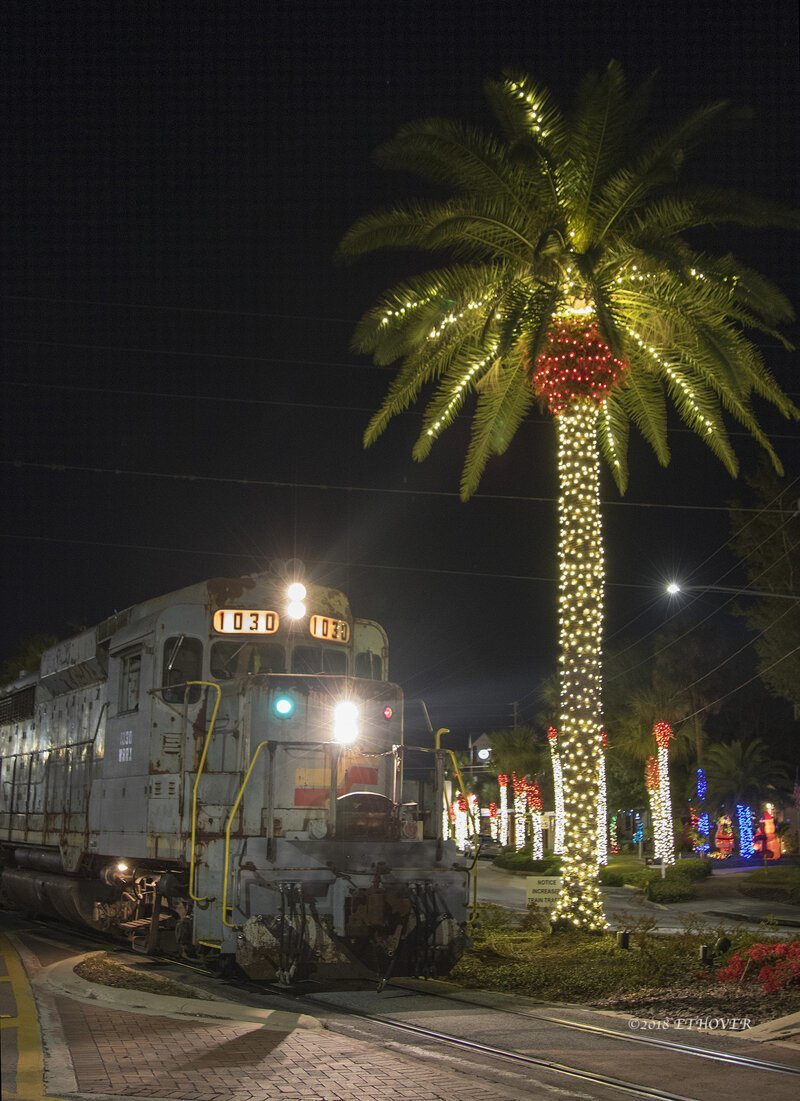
<box><xmin>212</xmin><ymin>609</ymin><xmax>279</xmax><ymax>634</ymax></box>
<box><xmin>309</xmin><ymin>614</ymin><xmax>350</xmax><ymax>643</ymax></box>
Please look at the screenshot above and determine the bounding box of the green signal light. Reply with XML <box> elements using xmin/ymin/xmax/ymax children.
<box><xmin>273</xmin><ymin>694</ymin><xmax>295</xmax><ymax>718</ymax></box>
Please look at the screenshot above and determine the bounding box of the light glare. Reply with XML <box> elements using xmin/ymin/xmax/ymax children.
<box><xmin>333</xmin><ymin>699</ymin><xmax>359</xmax><ymax>745</ymax></box>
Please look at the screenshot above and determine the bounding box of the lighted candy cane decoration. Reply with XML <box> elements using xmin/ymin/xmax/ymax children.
<box><xmin>497</xmin><ymin>774</ymin><xmax>509</xmax><ymax>847</ymax></box>
<box><xmin>608</xmin><ymin>813</ymin><xmax>619</xmax><ymax>855</ymax></box>
<box><xmin>527</xmin><ymin>780</ymin><xmax>544</xmax><ymax>859</ymax></box>
<box><xmin>645</xmin><ymin>755</ymin><xmax>663</xmax><ymax>860</ymax></box>
<box><xmin>653</xmin><ymin>722</ymin><xmax>675</xmax><ymax>865</ymax></box>
<box><xmin>513</xmin><ymin>772</ymin><xmax>528</xmax><ymax>850</ymax></box>
<box><xmin>547</xmin><ymin>727</ymin><xmax>565</xmax><ymax>854</ymax></box>
<box><xmin>596</xmin><ymin>728</ymin><xmax>609</xmax><ymax>865</ymax></box>
<box><xmin>453</xmin><ymin>793</ymin><xmax>469</xmax><ymax>851</ymax></box>
<box><xmin>488</xmin><ymin>802</ymin><xmax>499</xmax><ymax>841</ymax></box>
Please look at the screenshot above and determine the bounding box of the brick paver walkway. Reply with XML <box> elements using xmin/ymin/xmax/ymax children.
<box><xmin>56</xmin><ymin>996</ymin><xmax>511</xmax><ymax>1101</ymax></box>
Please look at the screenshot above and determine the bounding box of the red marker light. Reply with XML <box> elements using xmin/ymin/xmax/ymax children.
<box><xmin>383</xmin><ymin>706</ymin><xmax>393</xmax><ymax>720</ymax></box>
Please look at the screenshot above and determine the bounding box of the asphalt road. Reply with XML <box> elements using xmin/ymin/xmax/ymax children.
<box><xmin>472</xmin><ymin>862</ymin><xmax>800</xmax><ymax>932</ymax></box>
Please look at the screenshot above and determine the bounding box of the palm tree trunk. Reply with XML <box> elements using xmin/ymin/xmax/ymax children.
<box><xmin>550</xmin><ymin>400</ymin><xmax>606</xmax><ymax>931</ymax></box>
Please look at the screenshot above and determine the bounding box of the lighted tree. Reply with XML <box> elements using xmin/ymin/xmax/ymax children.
<box><xmin>512</xmin><ymin>772</ymin><xmax>527</xmax><ymax>850</ymax></box>
<box><xmin>653</xmin><ymin>722</ymin><xmax>675</xmax><ymax>865</ymax></box>
<box><xmin>528</xmin><ymin>780</ymin><xmax>544</xmax><ymax>859</ymax></box>
<box><xmin>547</xmin><ymin>727</ymin><xmax>565</xmax><ymax>855</ymax></box>
<box><xmin>597</xmin><ymin>729</ymin><xmax>609</xmax><ymax>865</ymax></box>
<box><xmin>340</xmin><ymin>63</ymin><xmax>798</xmax><ymax>930</ymax></box>
<box><xmin>497</xmin><ymin>773</ymin><xmax>510</xmax><ymax>847</ymax></box>
<box><xmin>645</xmin><ymin>756</ymin><xmax>664</xmax><ymax>860</ymax></box>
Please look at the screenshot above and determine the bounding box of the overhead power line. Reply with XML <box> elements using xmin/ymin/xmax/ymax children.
<box><xmin>2</xmin><ymin>459</ymin><xmax>791</xmax><ymax>515</ymax></box>
<box><xmin>0</xmin><ymin>531</ymin><xmax>653</xmax><ymax>590</ymax></box>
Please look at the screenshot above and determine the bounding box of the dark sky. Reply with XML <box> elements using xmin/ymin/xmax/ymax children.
<box><xmin>1</xmin><ymin>0</ymin><xmax>798</xmax><ymax>735</ymax></box>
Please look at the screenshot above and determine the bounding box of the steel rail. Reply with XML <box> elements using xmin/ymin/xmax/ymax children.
<box><xmin>320</xmin><ymin>1007</ymin><xmax>701</xmax><ymax>1101</ymax></box>
<box><xmin>387</xmin><ymin>980</ymin><xmax>800</xmax><ymax>1076</ymax></box>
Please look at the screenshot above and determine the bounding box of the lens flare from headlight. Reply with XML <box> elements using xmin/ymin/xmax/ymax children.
<box><xmin>333</xmin><ymin>700</ymin><xmax>359</xmax><ymax>745</ymax></box>
<box><xmin>286</xmin><ymin>599</ymin><xmax>307</xmax><ymax>619</ymax></box>
<box><xmin>287</xmin><ymin>582</ymin><xmax>307</xmax><ymax>602</ymax></box>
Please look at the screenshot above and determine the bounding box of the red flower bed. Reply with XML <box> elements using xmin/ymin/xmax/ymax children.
<box><xmin>718</xmin><ymin>941</ymin><xmax>800</xmax><ymax>993</ymax></box>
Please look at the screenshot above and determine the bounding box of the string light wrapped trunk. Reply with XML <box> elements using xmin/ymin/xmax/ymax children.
<box><xmin>453</xmin><ymin>793</ymin><xmax>469</xmax><ymax>851</ymax></box>
<box><xmin>645</xmin><ymin>755</ymin><xmax>663</xmax><ymax>861</ymax></box>
<box><xmin>547</xmin><ymin>728</ymin><xmax>565</xmax><ymax>855</ymax></box>
<box><xmin>653</xmin><ymin>722</ymin><xmax>675</xmax><ymax>865</ymax></box>
<box><xmin>597</xmin><ymin>729</ymin><xmax>609</xmax><ymax>865</ymax></box>
<box><xmin>528</xmin><ymin>781</ymin><xmax>544</xmax><ymax>860</ymax></box>
<box><xmin>736</xmin><ymin>804</ymin><xmax>755</xmax><ymax>858</ymax></box>
<box><xmin>498</xmin><ymin>774</ymin><xmax>509</xmax><ymax>848</ymax></box>
<box><xmin>531</xmin><ymin>318</ymin><xmax>627</xmax><ymax>931</ymax></box>
<box><xmin>695</xmin><ymin>768</ymin><xmax>710</xmax><ymax>853</ymax></box>
<box><xmin>488</xmin><ymin>801</ymin><xmax>499</xmax><ymax>841</ymax></box>
<box><xmin>513</xmin><ymin>773</ymin><xmax>528</xmax><ymax>850</ymax></box>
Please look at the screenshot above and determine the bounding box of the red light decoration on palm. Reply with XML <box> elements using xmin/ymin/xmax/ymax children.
<box><xmin>532</xmin><ymin>319</ymin><xmax>627</xmax><ymax>414</ymax></box>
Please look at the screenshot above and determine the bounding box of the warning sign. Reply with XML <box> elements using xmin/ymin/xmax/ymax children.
<box><xmin>525</xmin><ymin>876</ymin><xmax>562</xmax><ymax>908</ymax></box>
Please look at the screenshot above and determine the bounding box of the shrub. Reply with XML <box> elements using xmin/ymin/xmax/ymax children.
<box><xmin>674</xmin><ymin>858</ymin><xmax>714</xmax><ymax>881</ymax></box>
<box><xmin>644</xmin><ymin>875</ymin><xmax>695</xmax><ymax>903</ymax></box>
<box><xmin>493</xmin><ymin>851</ymin><xmax>562</xmax><ymax>875</ymax></box>
<box><xmin>599</xmin><ymin>867</ymin><xmax>625</xmax><ymax>886</ymax></box>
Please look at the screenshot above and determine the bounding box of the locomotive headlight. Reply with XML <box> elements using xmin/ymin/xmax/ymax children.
<box><xmin>286</xmin><ymin>582</ymin><xmax>307</xmax><ymax>620</ymax></box>
<box><xmin>333</xmin><ymin>700</ymin><xmax>359</xmax><ymax>745</ymax></box>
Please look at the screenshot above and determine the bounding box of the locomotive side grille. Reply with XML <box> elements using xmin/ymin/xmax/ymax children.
<box><xmin>161</xmin><ymin>733</ymin><xmax>182</xmax><ymax>755</ymax></box>
<box><xmin>150</xmin><ymin>779</ymin><xmax>178</xmax><ymax>798</ymax></box>
<box><xmin>0</xmin><ymin>685</ymin><xmax>36</xmax><ymax>724</ymax></box>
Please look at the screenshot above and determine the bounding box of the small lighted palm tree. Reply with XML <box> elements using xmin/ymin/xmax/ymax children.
<box><xmin>340</xmin><ymin>63</ymin><xmax>797</xmax><ymax>929</ymax></box>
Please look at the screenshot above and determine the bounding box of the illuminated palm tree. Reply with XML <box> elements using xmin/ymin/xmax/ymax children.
<box><xmin>339</xmin><ymin>63</ymin><xmax>798</xmax><ymax>929</ymax></box>
<box><xmin>705</xmin><ymin>738</ymin><xmax>789</xmax><ymax>811</ymax></box>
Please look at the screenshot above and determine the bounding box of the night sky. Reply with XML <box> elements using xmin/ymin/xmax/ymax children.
<box><xmin>1</xmin><ymin>1</ymin><xmax>798</xmax><ymax>737</ymax></box>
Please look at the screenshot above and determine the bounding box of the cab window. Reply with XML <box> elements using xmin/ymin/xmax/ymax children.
<box><xmin>162</xmin><ymin>636</ymin><xmax>203</xmax><ymax>703</ymax></box>
<box><xmin>211</xmin><ymin>641</ymin><xmax>285</xmax><ymax>679</ymax></box>
<box><xmin>292</xmin><ymin>646</ymin><xmax>347</xmax><ymax>675</ymax></box>
<box><xmin>355</xmin><ymin>650</ymin><xmax>383</xmax><ymax>680</ymax></box>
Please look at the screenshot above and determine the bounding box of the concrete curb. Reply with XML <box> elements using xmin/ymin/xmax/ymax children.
<box><xmin>739</xmin><ymin>1009</ymin><xmax>800</xmax><ymax>1044</ymax></box>
<box><xmin>33</xmin><ymin>951</ymin><xmax>322</xmax><ymax>1031</ymax></box>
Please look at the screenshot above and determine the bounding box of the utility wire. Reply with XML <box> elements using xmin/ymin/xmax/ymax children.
<box><xmin>675</xmin><ymin>644</ymin><xmax>800</xmax><ymax>728</ymax></box>
<box><xmin>3</xmin><ymin>377</ymin><xmax>799</xmax><ymax>442</ymax></box>
<box><xmin>0</xmin><ymin>531</ymin><xmax>652</xmax><ymax>589</ymax></box>
<box><xmin>2</xmin><ymin>459</ymin><xmax>791</xmax><ymax>515</ymax></box>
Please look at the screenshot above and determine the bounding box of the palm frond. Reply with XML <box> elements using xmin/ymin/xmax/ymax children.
<box><xmin>336</xmin><ymin>201</ymin><xmax>438</xmax><ymax>260</ymax></box>
<box><xmin>460</xmin><ymin>354</ymin><xmax>532</xmax><ymax>499</ymax></box>
<box><xmin>411</xmin><ymin>342</ymin><xmax>501</xmax><ymax>460</ymax></box>
<box><xmin>615</xmin><ymin>363</ymin><xmax>670</xmax><ymax>466</ymax></box>
<box><xmin>598</xmin><ymin>396</ymin><xmax>630</xmax><ymax>493</ymax></box>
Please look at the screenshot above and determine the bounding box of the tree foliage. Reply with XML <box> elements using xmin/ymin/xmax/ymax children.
<box><xmin>339</xmin><ymin>61</ymin><xmax>798</xmax><ymax>500</ymax></box>
<box><xmin>704</xmin><ymin>737</ymin><xmax>790</xmax><ymax>810</ymax></box>
<box><xmin>729</xmin><ymin>463</ymin><xmax>800</xmax><ymax>709</ymax></box>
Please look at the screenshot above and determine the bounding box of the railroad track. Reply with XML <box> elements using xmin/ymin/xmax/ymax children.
<box><xmin>10</xmin><ymin>915</ymin><xmax>800</xmax><ymax>1100</ymax></box>
<box><xmin>277</xmin><ymin>982</ymin><xmax>800</xmax><ymax>1101</ymax></box>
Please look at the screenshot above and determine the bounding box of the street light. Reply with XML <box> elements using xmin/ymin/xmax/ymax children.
<box><xmin>666</xmin><ymin>582</ymin><xmax>799</xmax><ymax>601</ymax></box>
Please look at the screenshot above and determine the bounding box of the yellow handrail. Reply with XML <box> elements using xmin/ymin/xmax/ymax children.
<box><xmin>222</xmin><ymin>739</ymin><xmax>270</xmax><ymax>928</ymax></box>
<box><xmin>187</xmin><ymin>681</ymin><xmax>222</xmax><ymax>902</ymax></box>
<box><xmin>445</xmin><ymin>748</ymin><xmax>479</xmax><ymax>837</ymax></box>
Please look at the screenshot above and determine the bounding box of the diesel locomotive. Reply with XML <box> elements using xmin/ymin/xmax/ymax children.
<box><xmin>0</xmin><ymin>569</ymin><xmax>468</xmax><ymax>982</ymax></box>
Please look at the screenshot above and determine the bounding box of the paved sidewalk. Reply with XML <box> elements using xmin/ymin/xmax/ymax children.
<box><xmin>0</xmin><ymin>930</ymin><xmax>525</xmax><ymax>1101</ymax></box>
